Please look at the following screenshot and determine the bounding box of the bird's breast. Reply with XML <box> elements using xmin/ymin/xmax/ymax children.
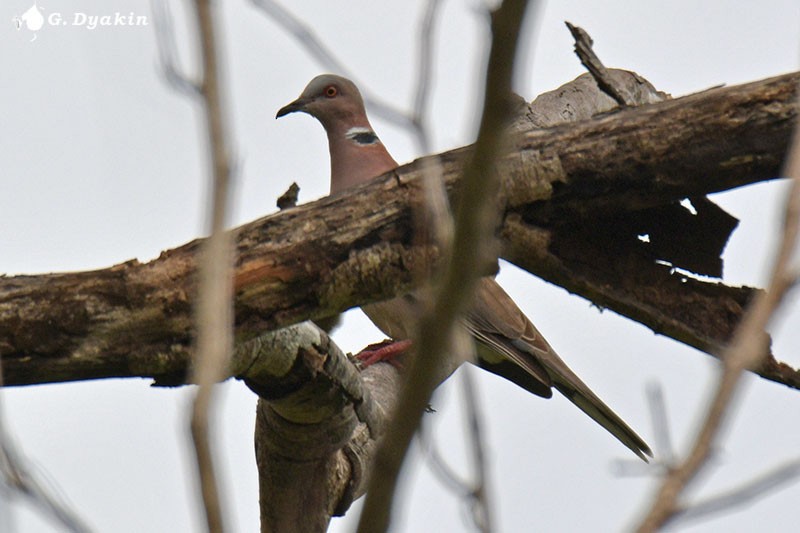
<box><xmin>361</xmin><ymin>296</ymin><xmax>418</xmax><ymax>340</ymax></box>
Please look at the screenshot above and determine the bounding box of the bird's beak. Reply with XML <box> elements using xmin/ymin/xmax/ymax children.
<box><xmin>276</xmin><ymin>98</ymin><xmax>309</xmax><ymax>119</ymax></box>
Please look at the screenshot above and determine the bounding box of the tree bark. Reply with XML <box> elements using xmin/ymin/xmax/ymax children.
<box><xmin>166</xmin><ymin>319</ymin><xmax>402</xmax><ymax>532</ymax></box>
<box><xmin>1</xmin><ymin>71</ymin><xmax>798</xmax><ymax>389</ymax></box>
<box><xmin>232</xmin><ymin>322</ymin><xmax>400</xmax><ymax>533</ymax></box>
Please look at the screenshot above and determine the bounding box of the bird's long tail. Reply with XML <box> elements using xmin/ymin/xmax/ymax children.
<box><xmin>541</xmin><ymin>351</ymin><xmax>653</xmax><ymax>462</ymax></box>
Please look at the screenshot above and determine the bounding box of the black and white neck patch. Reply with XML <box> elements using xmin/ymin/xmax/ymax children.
<box><xmin>345</xmin><ymin>127</ymin><xmax>380</xmax><ymax>146</ymax></box>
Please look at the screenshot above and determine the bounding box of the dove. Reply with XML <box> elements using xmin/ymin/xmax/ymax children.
<box><xmin>277</xmin><ymin>74</ymin><xmax>652</xmax><ymax>461</ymax></box>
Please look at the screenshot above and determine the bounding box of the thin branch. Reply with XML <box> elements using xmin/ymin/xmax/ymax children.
<box><xmin>672</xmin><ymin>459</ymin><xmax>800</xmax><ymax>526</ymax></box>
<box><xmin>409</xmin><ymin>0</ymin><xmax>454</xmax><ymax>275</ymax></box>
<box><xmin>417</xmin><ymin>369</ymin><xmax>495</xmax><ymax>532</ymax></box>
<box><xmin>645</xmin><ymin>382</ymin><xmax>676</xmax><ymax>465</ymax></box>
<box><xmin>410</xmin><ymin>0</ymin><xmax>444</xmax><ymax>148</ymax></box>
<box><xmin>0</xmin><ymin>398</ymin><xmax>93</xmax><ymax>533</ymax></box>
<box><xmin>161</xmin><ymin>1</ymin><xmax>237</xmax><ymax>532</ymax></box>
<box><xmin>460</xmin><ymin>367</ymin><xmax>494</xmax><ymax>533</ymax></box>
<box><xmin>150</xmin><ymin>0</ymin><xmax>201</xmax><ymax>95</ymax></box>
<box><xmin>409</xmin><ymin>9</ymin><xmax>495</xmax><ymax>519</ymax></box>
<box><xmin>355</xmin><ymin>2</ymin><xmax>533</xmax><ymax>532</ymax></box>
<box><xmin>612</xmin><ymin>384</ymin><xmax>693</xmax><ymax>477</ymax></box>
<box><xmin>635</xmin><ymin>90</ymin><xmax>800</xmax><ymax>532</ymax></box>
<box><xmin>419</xmin><ymin>423</ymin><xmax>472</xmax><ymax>495</ymax></box>
<box><xmin>0</xmin><ymin>269</ymin><xmax>91</xmax><ymax>531</ymax></box>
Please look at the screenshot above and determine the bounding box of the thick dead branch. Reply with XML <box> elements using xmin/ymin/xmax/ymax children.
<box><xmin>253</xmin><ymin>363</ymin><xmax>398</xmax><ymax>533</ymax></box>
<box><xmin>1</xmin><ymin>72</ymin><xmax>798</xmax><ymax>388</ymax></box>
<box><xmin>228</xmin><ymin>321</ymin><xmax>399</xmax><ymax>532</ymax></box>
<box><xmin>635</xmin><ymin>79</ymin><xmax>800</xmax><ymax>533</ymax></box>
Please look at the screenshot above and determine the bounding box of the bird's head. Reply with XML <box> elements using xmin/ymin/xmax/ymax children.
<box><xmin>276</xmin><ymin>74</ymin><xmax>367</xmax><ymax>130</ymax></box>
<box><xmin>276</xmin><ymin>74</ymin><xmax>394</xmax><ymax>193</ymax></box>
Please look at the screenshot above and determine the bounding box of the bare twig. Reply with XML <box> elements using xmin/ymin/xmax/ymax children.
<box><xmin>460</xmin><ymin>367</ymin><xmax>493</xmax><ymax>533</ymax></box>
<box><xmin>150</xmin><ymin>0</ymin><xmax>201</xmax><ymax>95</ymax></box>
<box><xmin>0</xmin><ymin>398</ymin><xmax>93</xmax><ymax>533</ymax></box>
<box><xmin>672</xmin><ymin>459</ymin><xmax>800</xmax><ymax>526</ymax></box>
<box><xmin>419</xmin><ymin>423</ymin><xmax>471</xmax><ymax>494</ymax></box>
<box><xmin>355</xmin><ymin>2</ymin><xmax>533</xmax><ymax>532</ymax></box>
<box><xmin>155</xmin><ymin>1</ymin><xmax>238</xmax><ymax>532</ymax></box>
<box><xmin>410</xmin><ymin>0</ymin><xmax>443</xmax><ymax>149</ymax></box>
<box><xmin>645</xmin><ymin>382</ymin><xmax>676</xmax><ymax>465</ymax></box>
<box><xmin>417</xmin><ymin>369</ymin><xmax>495</xmax><ymax>531</ymax></box>
<box><xmin>635</xmin><ymin>94</ymin><xmax>800</xmax><ymax>532</ymax></box>
<box><xmin>410</xmin><ymin>8</ymin><xmax>497</xmax><ymax>522</ymax></box>
<box><xmin>410</xmin><ymin>0</ymin><xmax>454</xmax><ymax>268</ymax></box>
<box><xmin>0</xmin><ymin>293</ymin><xmax>92</xmax><ymax>532</ymax></box>
<box><xmin>613</xmin><ymin>382</ymin><xmax>676</xmax><ymax>478</ymax></box>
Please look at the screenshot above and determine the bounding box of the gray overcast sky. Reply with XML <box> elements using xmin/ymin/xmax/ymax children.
<box><xmin>2</xmin><ymin>1</ymin><xmax>799</xmax><ymax>532</ymax></box>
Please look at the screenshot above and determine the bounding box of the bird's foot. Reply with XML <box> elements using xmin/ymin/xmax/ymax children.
<box><xmin>354</xmin><ymin>339</ymin><xmax>412</xmax><ymax>369</ymax></box>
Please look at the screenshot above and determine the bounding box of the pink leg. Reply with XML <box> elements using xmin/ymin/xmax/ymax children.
<box><xmin>355</xmin><ymin>339</ymin><xmax>413</xmax><ymax>368</ymax></box>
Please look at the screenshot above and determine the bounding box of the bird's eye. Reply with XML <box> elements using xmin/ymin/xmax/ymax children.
<box><xmin>324</xmin><ymin>85</ymin><xmax>338</xmax><ymax>98</ymax></box>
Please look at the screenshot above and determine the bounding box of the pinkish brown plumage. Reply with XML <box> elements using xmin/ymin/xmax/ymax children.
<box><xmin>277</xmin><ymin>74</ymin><xmax>652</xmax><ymax>461</ymax></box>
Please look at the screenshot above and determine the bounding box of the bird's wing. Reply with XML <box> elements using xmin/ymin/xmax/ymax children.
<box><xmin>465</xmin><ymin>278</ymin><xmax>652</xmax><ymax>461</ymax></box>
<box><xmin>464</xmin><ymin>278</ymin><xmax>554</xmax><ymax>398</ymax></box>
